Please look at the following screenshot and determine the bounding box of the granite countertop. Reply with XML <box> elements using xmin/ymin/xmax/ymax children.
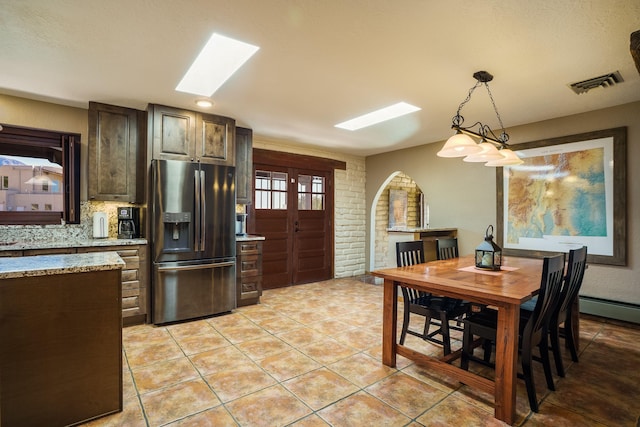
<box><xmin>0</xmin><ymin>251</ymin><xmax>125</xmax><ymax>279</ymax></box>
<box><xmin>0</xmin><ymin>238</ymin><xmax>148</xmax><ymax>252</ymax></box>
<box><xmin>236</xmin><ymin>234</ymin><xmax>265</xmax><ymax>241</ymax></box>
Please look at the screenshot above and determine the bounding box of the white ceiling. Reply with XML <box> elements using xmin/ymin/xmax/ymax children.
<box><xmin>1</xmin><ymin>0</ymin><xmax>639</xmax><ymax>156</ymax></box>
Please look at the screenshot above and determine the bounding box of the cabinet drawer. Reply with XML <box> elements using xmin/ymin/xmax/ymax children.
<box><xmin>0</xmin><ymin>250</ymin><xmax>22</xmax><ymax>257</ymax></box>
<box><xmin>240</xmin><ymin>277</ymin><xmax>261</xmax><ymax>299</ymax></box>
<box><xmin>116</xmin><ymin>249</ymin><xmax>139</xmax><ymax>258</ymax></box>
<box><xmin>238</xmin><ymin>241</ymin><xmax>262</xmax><ymax>255</ymax></box>
<box><xmin>122</xmin><ymin>277</ymin><xmax>140</xmax><ymax>292</ymax></box>
<box><xmin>122</xmin><ymin>294</ymin><xmax>139</xmax><ymax>310</ymax></box>
<box><xmin>121</xmin><ymin>268</ymin><xmax>139</xmax><ymax>282</ymax></box>
<box><xmin>24</xmin><ymin>248</ymin><xmax>76</xmax><ymax>256</ymax></box>
<box><xmin>121</xmin><ymin>259</ymin><xmax>140</xmax><ymax>271</ymax></box>
<box><xmin>239</xmin><ymin>255</ymin><xmax>262</xmax><ymax>277</ymax></box>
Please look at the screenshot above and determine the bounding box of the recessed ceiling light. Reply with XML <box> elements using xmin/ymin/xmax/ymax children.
<box><xmin>176</xmin><ymin>33</ymin><xmax>259</xmax><ymax>97</ymax></box>
<box><xmin>195</xmin><ymin>99</ymin><xmax>213</xmax><ymax>108</ymax></box>
<box><xmin>335</xmin><ymin>102</ymin><xmax>421</xmax><ymax>131</ymax></box>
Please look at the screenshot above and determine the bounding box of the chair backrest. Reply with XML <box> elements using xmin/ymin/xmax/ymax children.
<box><xmin>436</xmin><ymin>238</ymin><xmax>459</xmax><ymax>260</ymax></box>
<box><xmin>557</xmin><ymin>246</ymin><xmax>588</xmax><ymax>320</ymax></box>
<box><xmin>524</xmin><ymin>254</ymin><xmax>566</xmax><ymax>339</ymax></box>
<box><xmin>396</xmin><ymin>240</ymin><xmax>425</xmax><ymax>267</ymax></box>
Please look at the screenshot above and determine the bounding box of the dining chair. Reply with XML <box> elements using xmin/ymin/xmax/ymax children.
<box><xmin>460</xmin><ymin>254</ymin><xmax>566</xmax><ymax>412</ymax></box>
<box><xmin>396</xmin><ymin>240</ymin><xmax>469</xmax><ymax>355</ymax></box>
<box><xmin>521</xmin><ymin>246</ymin><xmax>587</xmax><ymax>377</ymax></box>
<box><xmin>436</xmin><ymin>238</ymin><xmax>459</xmax><ymax>260</ymax></box>
<box><xmin>435</xmin><ymin>237</ymin><xmax>472</xmax><ymax>321</ymax></box>
<box><xmin>551</xmin><ymin>246</ymin><xmax>587</xmax><ymax>376</ymax></box>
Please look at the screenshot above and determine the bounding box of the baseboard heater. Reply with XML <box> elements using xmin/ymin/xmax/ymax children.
<box><xmin>579</xmin><ymin>296</ymin><xmax>640</xmax><ymax>325</ymax></box>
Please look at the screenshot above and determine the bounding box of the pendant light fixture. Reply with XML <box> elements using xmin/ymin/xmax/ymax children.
<box><xmin>437</xmin><ymin>71</ymin><xmax>523</xmax><ymax>167</ymax></box>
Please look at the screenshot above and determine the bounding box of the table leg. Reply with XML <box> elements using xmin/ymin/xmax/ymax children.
<box><xmin>382</xmin><ymin>279</ymin><xmax>397</xmax><ymax>367</ymax></box>
<box><xmin>494</xmin><ymin>304</ymin><xmax>519</xmax><ymax>425</ymax></box>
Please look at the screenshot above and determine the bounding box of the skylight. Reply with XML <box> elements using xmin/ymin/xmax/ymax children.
<box><xmin>335</xmin><ymin>102</ymin><xmax>421</xmax><ymax>131</ymax></box>
<box><xmin>176</xmin><ymin>33</ymin><xmax>259</xmax><ymax>97</ymax></box>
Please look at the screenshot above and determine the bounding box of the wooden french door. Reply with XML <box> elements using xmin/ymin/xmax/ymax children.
<box><xmin>249</xmin><ymin>153</ymin><xmax>335</xmax><ymax>289</ymax></box>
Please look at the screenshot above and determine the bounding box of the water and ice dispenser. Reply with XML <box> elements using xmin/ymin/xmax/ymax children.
<box><xmin>162</xmin><ymin>212</ymin><xmax>192</xmax><ymax>252</ymax></box>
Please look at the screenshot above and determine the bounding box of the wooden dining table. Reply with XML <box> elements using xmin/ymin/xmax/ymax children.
<box><xmin>372</xmin><ymin>255</ymin><xmax>550</xmax><ymax>425</ymax></box>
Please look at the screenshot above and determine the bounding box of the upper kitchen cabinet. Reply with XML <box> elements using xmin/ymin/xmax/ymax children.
<box><xmin>88</xmin><ymin>102</ymin><xmax>146</xmax><ymax>203</ymax></box>
<box><xmin>235</xmin><ymin>127</ymin><xmax>253</xmax><ymax>205</ymax></box>
<box><xmin>149</xmin><ymin>104</ymin><xmax>235</xmax><ymax>166</ymax></box>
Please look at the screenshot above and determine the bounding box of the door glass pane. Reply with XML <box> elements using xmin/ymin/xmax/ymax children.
<box><xmin>297</xmin><ymin>174</ymin><xmax>324</xmax><ymax>211</ymax></box>
<box><xmin>255</xmin><ymin>170</ymin><xmax>287</xmax><ymax>210</ymax></box>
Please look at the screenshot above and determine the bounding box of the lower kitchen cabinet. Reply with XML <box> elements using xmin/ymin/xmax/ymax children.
<box><xmin>77</xmin><ymin>245</ymin><xmax>148</xmax><ymax>325</ymax></box>
<box><xmin>236</xmin><ymin>239</ymin><xmax>263</xmax><ymax>306</ymax></box>
<box><xmin>13</xmin><ymin>244</ymin><xmax>148</xmax><ymax>325</ymax></box>
<box><xmin>0</xmin><ymin>263</ymin><xmax>122</xmax><ymax>426</ymax></box>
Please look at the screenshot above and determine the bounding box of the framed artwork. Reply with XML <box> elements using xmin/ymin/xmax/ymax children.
<box><xmin>389</xmin><ymin>189</ymin><xmax>408</xmax><ymax>229</ymax></box>
<box><xmin>497</xmin><ymin>127</ymin><xmax>626</xmax><ymax>266</ymax></box>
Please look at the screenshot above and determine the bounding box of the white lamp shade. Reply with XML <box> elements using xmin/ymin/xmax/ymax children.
<box><xmin>437</xmin><ymin>133</ymin><xmax>482</xmax><ymax>158</ymax></box>
<box><xmin>485</xmin><ymin>148</ymin><xmax>524</xmax><ymax>166</ymax></box>
<box><xmin>463</xmin><ymin>142</ymin><xmax>504</xmax><ymax>162</ymax></box>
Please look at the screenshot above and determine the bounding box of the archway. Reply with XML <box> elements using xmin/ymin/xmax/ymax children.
<box><xmin>368</xmin><ymin>171</ymin><xmax>425</xmax><ymax>272</ymax></box>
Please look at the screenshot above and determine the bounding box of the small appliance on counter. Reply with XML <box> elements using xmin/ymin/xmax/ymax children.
<box><xmin>92</xmin><ymin>212</ymin><xmax>108</xmax><ymax>238</ymax></box>
<box><xmin>117</xmin><ymin>206</ymin><xmax>140</xmax><ymax>239</ymax></box>
<box><xmin>236</xmin><ymin>213</ymin><xmax>248</xmax><ymax>236</ymax></box>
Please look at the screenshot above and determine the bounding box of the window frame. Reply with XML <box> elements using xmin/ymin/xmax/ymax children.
<box><xmin>0</xmin><ymin>124</ymin><xmax>80</xmax><ymax>225</ymax></box>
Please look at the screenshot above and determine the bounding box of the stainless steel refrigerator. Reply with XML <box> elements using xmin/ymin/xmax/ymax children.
<box><xmin>151</xmin><ymin>159</ymin><xmax>236</xmax><ymax>324</ymax></box>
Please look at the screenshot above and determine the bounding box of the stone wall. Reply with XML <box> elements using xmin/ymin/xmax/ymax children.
<box><xmin>374</xmin><ymin>172</ymin><xmax>421</xmax><ymax>270</ymax></box>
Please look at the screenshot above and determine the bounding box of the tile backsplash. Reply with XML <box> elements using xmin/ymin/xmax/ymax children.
<box><xmin>0</xmin><ymin>201</ymin><xmax>142</xmax><ymax>243</ymax></box>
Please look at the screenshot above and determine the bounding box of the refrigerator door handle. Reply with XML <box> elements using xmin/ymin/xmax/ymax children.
<box><xmin>194</xmin><ymin>169</ymin><xmax>201</xmax><ymax>252</ymax></box>
<box><xmin>157</xmin><ymin>261</ymin><xmax>236</xmax><ymax>271</ymax></box>
<box><xmin>200</xmin><ymin>169</ymin><xmax>206</xmax><ymax>252</ymax></box>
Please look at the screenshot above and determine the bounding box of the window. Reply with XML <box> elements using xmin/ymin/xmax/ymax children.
<box><xmin>255</xmin><ymin>170</ymin><xmax>287</xmax><ymax>209</ymax></box>
<box><xmin>297</xmin><ymin>174</ymin><xmax>325</xmax><ymax>210</ymax></box>
<box><xmin>0</xmin><ymin>125</ymin><xmax>80</xmax><ymax>224</ymax></box>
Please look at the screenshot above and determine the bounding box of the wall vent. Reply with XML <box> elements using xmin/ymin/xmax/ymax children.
<box><xmin>569</xmin><ymin>71</ymin><xmax>624</xmax><ymax>94</ymax></box>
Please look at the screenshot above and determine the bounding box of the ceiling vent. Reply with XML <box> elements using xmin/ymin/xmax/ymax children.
<box><xmin>568</xmin><ymin>71</ymin><xmax>624</xmax><ymax>94</ymax></box>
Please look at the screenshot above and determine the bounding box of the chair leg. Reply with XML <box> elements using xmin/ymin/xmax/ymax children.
<box><xmin>440</xmin><ymin>311</ymin><xmax>451</xmax><ymax>355</ymax></box>
<box><xmin>521</xmin><ymin>348</ymin><xmax>539</xmax><ymax>412</ymax></box>
<box><xmin>422</xmin><ymin>316</ymin><xmax>432</xmax><ymax>339</ymax></box>
<box><xmin>461</xmin><ymin>323</ymin><xmax>471</xmax><ymax>370</ymax></box>
<box><xmin>549</xmin><ymin>324</ymin><xmax>565</xmax><ymax>377</ymax></box>
<box><xmin>482</xmin><ymin>339</ymin><xmax>492</xmax><ymax>363</ymax></box>
<box><xmin>399</xmin><ymin>300</ymin><xmax>410</xmax><ymax>345</ymax></box>
<box><xmin>539</xmin><ymin>335</ymin><xmax>555</xmax><ymax>391</ymax></box>
<box><xmin>564</xmin><ymin>315</ymin><xmax>579</xmax><ymax>362</ymax></box>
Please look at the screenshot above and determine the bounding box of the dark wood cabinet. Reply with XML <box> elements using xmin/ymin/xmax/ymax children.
<box><xmin>77</xmin><ymin>245</ymin><xmax>148</xmax><ymax>325</ymax></box>
<box><xmin>88</xmin><ymin>102</ymin><xmax>145</xmax><ymax>203</ymax></box>
<box><xmin>236</xmin><ymin>240</ymin><xmax>262</xmax><ymax>306</ymax></box>
<box><xmin>149</xmin><ymin>104</ymin><xmax>235</xmax><ymax>166</ymax></box>
<box><xmin>1</xmin><ymin>265</ymin><xmax>122</xmax><ymax>426</ymax></box>
<box><xmin>197</xmin><ymin>112</ymin><xmax>236</xmax><ymax>165</ymax></box>
<box><xmin>12</xmin><ymin>244</ymin><xmax>148</xmax><ymax>324</ymax></box>
<box><xmin>235</xmin><ymin>127</ymin><xmax>253</xmax><ymax>204</ymax></box>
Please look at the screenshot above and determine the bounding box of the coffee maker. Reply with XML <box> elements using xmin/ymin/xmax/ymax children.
<box><xmin>117</xmin><ymin>207</ymin><xmax>140</xmax><ymax>239</ymax></box>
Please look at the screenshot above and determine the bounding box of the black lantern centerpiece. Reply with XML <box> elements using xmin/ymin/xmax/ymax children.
<box><xmin>475</xmin><ymin>225</ymin><xmax>502</xmax><ymax>270</ymax></box>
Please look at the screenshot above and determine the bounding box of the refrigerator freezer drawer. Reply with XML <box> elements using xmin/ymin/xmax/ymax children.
<box><xmin>152</xmin><ymin>259</ymin><xmax>236</xmax><ymax>324</ymax></box>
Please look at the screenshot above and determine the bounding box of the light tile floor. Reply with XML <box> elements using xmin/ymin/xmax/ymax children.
<box><xmin>82</xmin><ymin>278</ymin><xmax>640</xmax><ymax>426</ymax></box>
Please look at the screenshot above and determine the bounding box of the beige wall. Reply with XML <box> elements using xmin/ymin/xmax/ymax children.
<box><xmin>366</xmin><ymin>101</ymin><xmax>640</xmax><ymax>305</ymax></box>
<box><xmin>0</xmin><ymin>94</ymin><xmax>89</xmax><ymax>199</ymax></box>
